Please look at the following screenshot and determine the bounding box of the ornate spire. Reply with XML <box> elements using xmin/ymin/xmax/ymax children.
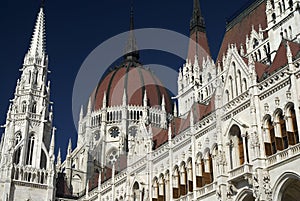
<box><xmin>27</xmin><ymin>3</ymin><xmax>46</xmax><ymax>58</ymax></box>
<box><xmin>190</xmin><ymin>0</ymin><xmax>205</xmax><ymax>33</ymax></box>
<box><xmin>124</xmin><ymin>0</ymin><xmax>140</xmax><ymax>62</ymax></box>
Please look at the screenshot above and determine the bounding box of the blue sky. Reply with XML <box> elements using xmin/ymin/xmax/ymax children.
<box><xmin>0</xmin><ymin>0</ymin><xmax>253</xmax><ymax>159</ymax></box>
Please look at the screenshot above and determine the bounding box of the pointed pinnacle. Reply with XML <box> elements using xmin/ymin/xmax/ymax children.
<box><xmin>67</xmin><ymin>138</ymin><xmax>72</xmax><ymax>155</ymax></box>
<box><xmin>28</xmin><ymin>6</ymin><xmax>46</xmax><ymax>57</ymax></box>
<box><xmin>168</xmin><ymin>123</ymin><xmax>172</xmax><ymax>141</ymax></box>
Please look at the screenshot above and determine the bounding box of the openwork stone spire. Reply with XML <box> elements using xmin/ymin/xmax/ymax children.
<box><xmin>28</xmin><ymin>6</ymin><xmax>46</xmax><ymax>58</ymax></box>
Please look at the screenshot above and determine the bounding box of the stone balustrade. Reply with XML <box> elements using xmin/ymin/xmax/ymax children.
<box><xmin>12</xmin><ymin>164</ymin><xmax>49</xmax><ymax>185</ymax></box>
<box><xmin>267</xmin><ymin>143</ymin><xmax>300</xmax><ymax>166</ymax></box>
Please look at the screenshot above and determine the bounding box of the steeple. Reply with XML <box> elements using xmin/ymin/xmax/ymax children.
<box><xmin>0</xmin><ymin>2</ymin><xmax>56</xmax><ymax>200</ymax></box>
<box><xmin>187</xmin><ymin>0</ymin><xmax>210</xmax><ymax>65</ymax></box>
<box><xmin>27</xmin><ymin>4</ymin><xmax>46</xmax><ymax>58</ymax></box>
<box><xmin>190</xmin><ymin>0</ymin><xmax>205</xmax><ymax>34</ymax></box>
<box><xmin>124</xmin><ymin>0</ymin><xmax>140</xmax><ymax>62</ymax></box>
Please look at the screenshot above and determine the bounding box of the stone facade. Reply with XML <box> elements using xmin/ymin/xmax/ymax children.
<box><xmin>1</xmin><ymin>0</ymin><xmax>300</xmax><ymax>201</ymax></box>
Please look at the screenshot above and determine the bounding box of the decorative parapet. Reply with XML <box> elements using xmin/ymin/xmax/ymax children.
<box><xmin>12</xmin><ymin>164</ymin><xmax>50</xmax><ymax>186</ymax></box>
<box><xmin>267</xmin><ymin>143</ymin><xmax>300</xmax><ymax>167</ymax></box>
<box><xmin>228</xmin><ymin>163</ymin><xmax>253</xmax><ymax>182</ymax></box>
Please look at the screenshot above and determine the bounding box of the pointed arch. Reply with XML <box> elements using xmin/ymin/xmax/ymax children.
<box><xmin>133</xmin><ymin>181</ymin><xmax>140</xmax><ymax>201</ymax></box>
<box><xmin>22</xmin><ymin>101</ymin><xmax>27</xmax><ymax>113</ymax></box>
<box><xmin>263</xmin><ymin>114</ymin><xmax>277</xmax><ymax>156</ymax></box>
<box><xmin>228</xmin><ymin>125</ymin><xmax>245</xmax><ymax>168</ymax></box>
<box><xmin>13</xmin><ymin>131</ymin><xmax>22</xmax><ymax>165</ymax></box>
<box><xmin>273</xmin><ymin>109</ymin><xmax>288</xmax><ymax>150</ymax></box>
<box><xmin>273</xmin><ymin>171</ymin><xmax>300</xmax><ymax>201</ymax></box>
<box><xmin>26</xmin><ymin>132</ymin><xmax>35</xmax><ymax>165</ymax></box>
<box><xmin>285</xmin><ymin>102</ymin><xmax>299</xmax><ymax>145</ymax></box>
<box><xmin>172</xmin><ymin>165</ymin><xmax>180</xmax><ymax>199</ymax></box>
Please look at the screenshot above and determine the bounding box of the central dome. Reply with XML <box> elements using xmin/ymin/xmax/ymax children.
<box><xmin>92</xmin><ymin>61</ymin><xmax>173</xmax><ymax>113</ymax></box>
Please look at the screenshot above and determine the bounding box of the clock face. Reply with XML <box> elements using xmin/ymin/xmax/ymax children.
<box><xmin>129</xmin><ymin>126</ymin><xmax>137</xmax><ymax>137</ymax></box>
<box><xmin>110</xmin><ymin>127</ymin><xmax>120</xmax><ymax>138</ymax></box>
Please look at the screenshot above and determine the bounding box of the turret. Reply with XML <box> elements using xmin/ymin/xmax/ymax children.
<box><xmin>0</xmin><ymin>1</ymin><xmax>56</xmax><ymax>200</ymax></box>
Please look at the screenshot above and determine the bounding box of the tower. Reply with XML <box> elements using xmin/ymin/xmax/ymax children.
<box><xmin>0</xmin><ymin>2</ymin><xmax>56</xmax><ymax>200</ymax></box>
<box><xmin>177</xmin><ymin>0</ymin><xmax>215</xmax><ymax>116</ymax></box>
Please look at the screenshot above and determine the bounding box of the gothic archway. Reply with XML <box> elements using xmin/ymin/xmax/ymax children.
<box><xmin>235</xmin><ymin>189</ymin><xmax>255</xmax><ymax>201</ymax></box>
<box><xmin>273</xmin><ymin>172</ymin><xmax>300</xmax><ymax>201</ymax></box>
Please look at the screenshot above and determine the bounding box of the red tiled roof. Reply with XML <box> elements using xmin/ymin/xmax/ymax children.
<box><xmin>242</xmin><ymin>57</ymin><xmax>269</xmax><ymax>79</ymax></box>
<box><xmin>217</xmin><ymin>1</ymin><xmax>267</xmax><ymax>61</ymax></box>
<box><xmin>188</xmin><ymin>31</ymin><xmax>211</xmax><ymax>65</ymax></box>
<box><xmin>152</xmin><ymin>94</ymin><xmax>216</xmax><ymax>149</ymax></box>
<box><xmin>93</xmin><ymin>65</ymin><xmax>173</xmax><ymax>113</ymax></box>
<box><xmin>267</xmin><ymin>40</ymin><xmax>300</xmax><ymax>74</ymax></box>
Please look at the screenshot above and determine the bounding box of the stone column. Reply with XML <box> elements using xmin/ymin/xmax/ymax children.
<box><xmin>242</xmin><ymin>134</ymin><xmax>248</xmax><ymax>164</ymax></box>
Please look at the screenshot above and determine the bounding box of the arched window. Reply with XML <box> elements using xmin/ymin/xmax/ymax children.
<box><xmin>289</xmin><ymin>26</ymin><xmax>293</xmax><ymax>39</ymax></box>
<box><xmin>264</xmin><ymin>116</ymin><xmax>277</xmax><ymax>156</ymax></box>
<box><xmin>258</xmin><ymin>49</ymin><xmax>261</xmax><ymax>60</ymax></box>
<box><xmin>172</xmin><ymin>167</ymin><xmax>180</xmax><ymax>199</ymax></box>
<box><xmin>286</xmin><ymin>105</ymin><xmax>299</xmax><ymax>145</ymax></box>
<box><xmin>253</xmin><ymin>38</ymin><xmax>259</xmax><ymax>49</ymax></box>
<box><xmin>279</xmin><ymin>2</ymin><xmax>283</xmax><ymax>13</ymax></box>
<box><xmin>152</xmin><ymin>178</ymin><xmax>159</xmax><ymax>201</ymax></box>
<box><xmin>158</xmin><ymin>176</ymin><xmax>165</xmax><ymax>201</ymax></box>
<box><xmin>207</xmin><ymin>73</ymin><xmax>212</xmax><ymax>82</ymax></box>
<box><xmin>289</xmin><ymin>0</ymin><xmax>293</xmax><ymax>10</ymax></box>
<box><xmin>225</xmin><ymin>90</ymin><xmax>230</xmax><ymax>102</ymax></box>
<box><xmin>272</xmin><ymin>13</ymin><xmax>276</xmax><ymax>22</ymax></box>
<box><xmin>284</xmin><ymin>29</ymin><xmax>288</xmax><ymax>39</ymax></box>
<box><xmin>13</xmin><ymin>132</ymin><xmax>22</xmax><ymax>164</ymax></box>
<box><xmin>133</xmin><ymin>182</ymin><xmax>140</xmax><ymax>201</ymax></box>
<box><xmin>278</xmin><ymin>111</ymin><xmax>288</xmax><ymax>149</ymax></box>
<box><xmin>15</xmin><ymin>132</ymin><xmax>21</xmax><ymax>146</ymax></box>
<box><xmin>179</xmin><ymin>163</ymin><xmax>187</xmax><ymax>196</ymax></box>
<box><xmin>229</xmin><ymin>76</ymin><xmax>234</xmax><ymax>99</ymax></box>
<box><xmin>31</xmin><ymin>102</ymin><xmax>37</xmax><ymax>113</ymax></box>
<box><xmin>229</xmin><ymin>125</ymin><xmax>246</xmax><ymax>168</ymax></box>
<box><xmin>34</xmin><ymin>71</ymin><xmax>38</xmax><ymax>85</ymax></box>
<box><xmin>40</xmin><ymin>150</ymin><xmax>47</xmax><ymax>169</ymax></box>
<box><xmin>272</xmin><ymin>110</ymin><xmax>288</xmax><ymax>152</ymax></box>
<box><xmin>271</xmin><ymin>0</ymin><xmax>275</xmax><ymax>9</ymax></box>
<box><xmin>26</xmin><ymin>133</ymin><xmax>35</xmax><ymax>165</ymax></box>
<box><xmin>187</xmin><ymin>160</ymin><xmax>193</xmax><ymax>192</ymax></box>
<box><xmin>28</xmin><ymin>71</ymin><xmax>32</xmax><ymax>84</ymax></box>
<box><xmin>202</xmin><ymin>152</ymin><xmax>213</xmax><ymax>186</ymax></box>
<box><xmin>243</xmin><ymin>78</ymin><xmax>248</xmax><ymax>91</ymax></box>
<box><xmin>22</xmin><ymin>101</ymin><xmax>27</xmax><ymax>113</ymax></box>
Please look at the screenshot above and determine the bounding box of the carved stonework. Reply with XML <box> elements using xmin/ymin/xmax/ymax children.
<box><xmin>216</xmin><ymin>150</ymin><xmax>227</xmax><ymax>175</ymax></box>
<box><xmin>250</xmin><ymin>132</ymin><xmax>260</xmax><ymax>149</ymax></box>
<box><xmin>252</xmin><ymin>173</ymin><xmax>260</xmax><ymax>201</ymax></box>
<box><xmin>263</xmin><ymin>173</ymin><xmax>272</xmax><ymax>201</ymax></box>
<box><xmin>226</xmin><ymin>183</ymin><xmax>237</xmax><ymax>200</ymax></box>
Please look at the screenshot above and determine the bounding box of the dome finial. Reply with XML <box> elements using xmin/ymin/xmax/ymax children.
<box><xmin>124</xmin><ymin>0</ymin><xmax>140</xmax><ymax>62</ymax></box>
<box><xmin>130</xmin><ymin>0</ymin><xmax>134</xmax><ymax>31</ymax></box>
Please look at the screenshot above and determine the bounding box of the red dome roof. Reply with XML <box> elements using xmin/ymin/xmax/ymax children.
<box><xmin>92</xmin><ymin>62</ymin><xmax>173</xmax><ymax>113</ymax></box>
